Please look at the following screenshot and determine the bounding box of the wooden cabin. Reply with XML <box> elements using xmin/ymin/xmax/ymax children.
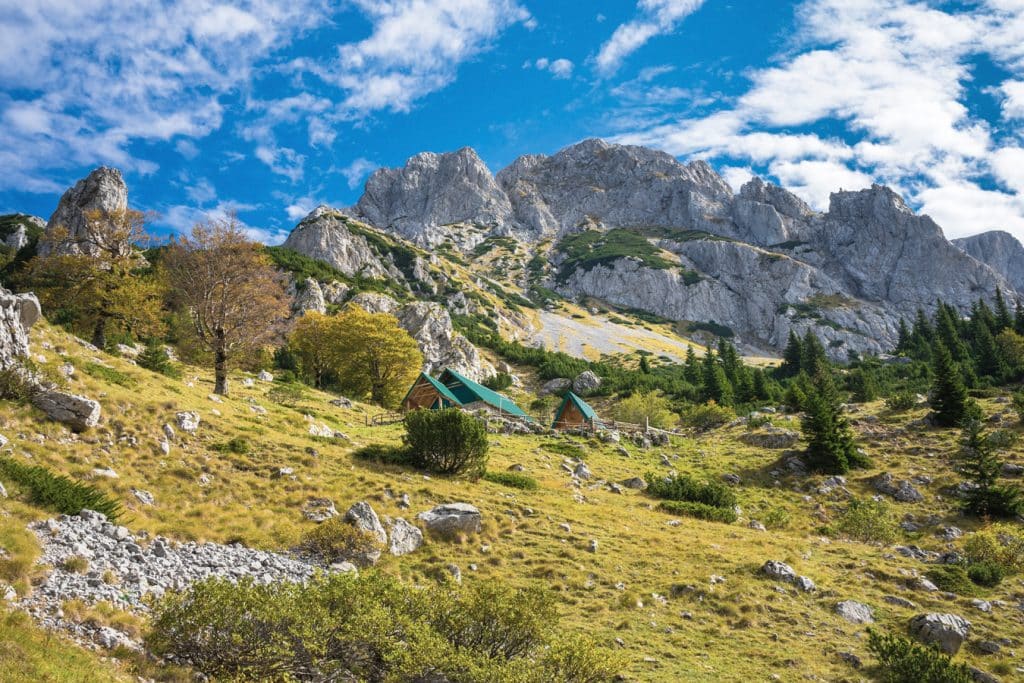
<box><xmin>401</xmin><ymin>368</ymin><xmax>529</xmax><ymax>418</ymax></box>
<box><xmin>552</xmin><ymin>391</ymin><xmax>601</xmax><ymax>431</ymax></box>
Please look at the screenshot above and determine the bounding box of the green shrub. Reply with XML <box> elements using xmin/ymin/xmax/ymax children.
<box><xmin>886</xmin><ymin>390</ymin><xmax>918</xmax><ymax>412</ymax></box>
<box><xmin>211</xmin><ymin>437</ymin><xmax>251</xmax><ymax>455</ymax></box>
<box><xmin>1013</xmin><ymin>390</ymin><xmax>1024</xmax><ymax>423</ymax></box>
<box><xmin>267</xmin><ymin>383</ymin><xmax>306</xmax><ymax>407</ymax></box>
<box><xmin>299</xmin><ymin>518</ymin><xmax>383</xmax><ymax>564</ymax></box>
<box><xmin>832</xmin><ymin>498</ymin><xmax>897</xmax><ymax>544</ymax></box>
<box><xmin>645</xmin><ymin>472</ymin><xmax>737</xmax><ymax>509</ymax></box>
<box><xmin>351</xmin><ymin>443</ymin><xmax>411</xmax><ymax>466</ymax></box>
<box><xmin>967</xmin><ymin>561</ymin><xmax>1005</xmax><ymax>587</ymax></box>
<box><xmin>924</xmin><ymin>565</ymin><xmax>979</xmax><ymax>596</ymax></box>
<box><xmin>146</xmin><ymin>572</ymin><xmax>619</xmax><ymax>682</ymax></box>
<box><xmin>962</xmin><ymin>527</ymin><xmax>1024</xmax><ymax>575</ymax></box>
<box><xmin>482</xmin><ymin>372</ymin><xmax>513</xmax><ymax>391</ymax></box>
<box><xmin>404</xmin><ymin>409</ymin><xmax>489</xmax><ymax>477</ymax></box>
<box><xmin>136</xmin><ymin>340</ymin><xmax>181</xmax><ymax>379</ymax></box>
<box><xmin>60</xmin><ymin>556</ymin><xmax>89</xmax><ymax>573</ymax></box>
<box><xmin>483</xmin><ymin>471</ymin><xmax>539</xmax><ymax>491</ymax></box>
<box><xmin>612</xmin><ymin>392</ymin><xmax>678</xmax><ymax>429</ymax></box>
<box><xmin>679</xmin><ymin>401</ymin><xmax>735</xmax><ymax>430</ymax></box>
<box><xmin>761</xmin><ymin>507</ymin><xmax>791</xmax><ymax>530</ymax></box>
<box><xmin>540</xmin><ymin>441</ymin><xmax>587</xmax><ymax>459</ymax></box>
<box><xmin>866</xmin><ymin>629</ymin><xmax>972</xmax><ymax>683</ymax></box>
<box><xmin>0</xmin><ymin>457</ymin><xmax>122</xmax><ymax>520</ymax></box>
<box><xmin>658</xmin><ymin>500</ymin><xmax>737</xmax><ymax>523</ymax></box>
<box><xmin>82</xmin><ymin>362</ymin><xmax>137</xmax><ymax>388</ymax></box>
<box><xmin>0</xmin><ymin>365</ymin><xmax>40</xmax><ymax>403</ymax></box>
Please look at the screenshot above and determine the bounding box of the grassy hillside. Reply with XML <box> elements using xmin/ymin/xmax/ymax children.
<box><xmin>1</xmin><ymin>321</ymin><xmax>1023</xmax><ymax>681</ymax></box>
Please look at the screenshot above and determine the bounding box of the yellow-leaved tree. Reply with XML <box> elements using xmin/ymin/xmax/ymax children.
<box><xmin>327</xmin><ymin>306</ymin><xmax>422</xmax><ymax>408</ymax></box>
<box><xmin>289</xmin><ymin>312</ymin><xmax>343</xmax><ymax>389</ymax></box>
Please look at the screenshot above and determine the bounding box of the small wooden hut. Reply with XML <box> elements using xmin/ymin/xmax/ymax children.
<box><xmin>552</xmin><ymin>391</ymin><xmax>601</xmax><ymax>431</ymax></box>
<box><xmin>400</xmin><ymin>368</ymin><xmax>529</xmax><ymax>418</ymax></box>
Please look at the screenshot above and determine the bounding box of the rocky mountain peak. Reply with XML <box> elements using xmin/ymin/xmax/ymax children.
<box><xmin>354</xmin><ymin>146</ymin><xmax>514</xmax><ymax>247</ymax></box>
<box><xmin>282</xmin><ymin>207</ymin><xmax>399</xmax><ymax>280</ymax></box>
<box><xmin>953</xmin><ymin>230</ymin><xmax>1024</xmax><ymax>292</ymax></box>
<box><xmin>42</xmin><ymin>167</ymin><xmax>128</xmax><ymax>256</ymax></box>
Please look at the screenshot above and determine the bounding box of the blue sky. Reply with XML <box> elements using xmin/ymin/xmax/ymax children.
<box><xmin>3</xmin><ymin>0</ymin><xmax>1024</xmax><ymax>243</ymax></box>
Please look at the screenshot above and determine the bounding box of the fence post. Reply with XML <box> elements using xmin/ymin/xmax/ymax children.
<box><xmin>645</xmin><ymin>416</ymin><xmax>649</xmax><ymax>434</ymax></box>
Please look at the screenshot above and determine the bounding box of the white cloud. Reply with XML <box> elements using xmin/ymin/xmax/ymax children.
<box><xmin>0</xmin><ymin>0</ymin><xmax>329</xmax><ymax>192</ymax></box>
<box><xmin>340</xmin><ymin>157</ymin><xmax>380</xmax><ymax>190</ymax></box>
<box><xmin>175</xmin><ymin>139</ymin><xmax>200</xmax><ymax>159</ymax></box>
<box><xmin>285</xmin><ymin>199</ymin><xmax>317</xmax><ymax>222</ymax></box>
<box><xmin>185</xmin><ymin>177</ymin><xmax>218</xmax><ymax>205</ymax></box>
<box><xmin>526</xmin><ymin>56</ymin><xmax>574</xmax><ymax>79</ymax></box>
<box><xmin>610</xmin><ymin>0</ymin><xmax>1024</xmax><ymax>240</ymax></box>
<box><xmin>719</xmin><ymin>166</ymin><xmax>755</xmax><ymax>193</ymax></box>
<box><xmin>595</xmin><ymin>0</ymin><xmax>705</xmax><ymax>76</ymax></box>
<box><xmin>254</xmin><ymin>145</ymin><xmax>306</xmax><ymax>182</ymax></box>
<box><xmin>316</xmin><ymin>0</ymin><xmax>534</xmax><ymax>115</ymax></box>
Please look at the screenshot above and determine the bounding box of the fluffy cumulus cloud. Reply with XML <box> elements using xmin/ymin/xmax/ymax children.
<box><xmin>340</xmin><ymin>158</ymin><xmax>381</xmax><ymax>190</ymax></box>
<box><xmin>595</xmin><ymin>0</ymin><xmax>705</xmax><ymax>76</ymax></box>
<box><xmin>611</xmin><ymin>0</ymin><xmax>1024</xmax><ymax>240</ymax></box>
<box><xmin>525</xmin><ymin>57</ymin><xmax>574</xmax><ymax>79</ymax></box>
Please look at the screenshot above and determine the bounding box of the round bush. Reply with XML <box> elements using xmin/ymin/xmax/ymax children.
<box><xmin>404</xmin><ymin>409</ymin><xmax>489</xmax><ymax>477</ymax></box>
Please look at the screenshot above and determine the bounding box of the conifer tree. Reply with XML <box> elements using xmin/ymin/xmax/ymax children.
<box><xmin>801</xmin><ymin>367</ymin><xmax>866</xmax><ymax>473</ymax></box>
<box><xmin>801</xmin><ymin>330</ymin><xmax>828</xmax><ymax>376</ymax></box>
<box><xmin>780</xmin><ymin>331</ymin><xmax>803</xmax><ymax>377</ymax></box>
<box><xmin>994</xmin><ymin>288</ymin><xmax>1013</xmax><ymax>332</ymax></box>
<box><xmin>848</xmin><ymin>367</ymin><xmax>878</xmax><ymax>403</ymax></box>
<box><xmin>973</xmin><ymin>321</ymin><xmax>1007</xmax><ymax>381</ymax></box>
<box><xmin>929</xmin><ymin>341</ymin><xmax>976</xmax><ymax>427</ymax></box>
<box><xmin>684</xmin><ymin>346</ymin><xmax>701</xmax><ymax>385</ymax></box>
<box><xmin>702</xmin><ymin>351</ymin><xmax>733</xmax><ymax>405</ymax></box>
<box><xmin>895</xmin><ymin>319</ymin><xmax>911</xmax><ymax>354</ymax></box>
<box><xmin>752</xmin><ymin>368</ymin><xmax>771</xmax><ymax>402</ymax></box>
<box><xmin>959</xmin><ymin>419</ymin><xmax>1022</xmax><ymax>518</ymax></box>
<box><xmin>935</xmin><ymin>303</ymin><xmax>970</xmax><ymax>362</ymax></box>
<box><xmin>1015</xmin><ymin>301</ymin><xmax>1024</xmax><ymax>336</ymax></box>
<box><xmin>717</xmin><ymin>338</ymin><xmax>741</xmax><ymax>385</ymax></box>
<box><xmin>638</xmin><ymin>354</ymin><xmax>651</xmax><ymax>374</ymax></box>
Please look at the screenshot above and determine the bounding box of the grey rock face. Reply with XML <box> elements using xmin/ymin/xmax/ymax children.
<box><xmin>283</xmin><ymin>206</ymin><xmax>396</xmax><ymax>279</ymax></box>
<box><xmin>0</xmin><ymin>288</ymin><xmax>40</xmax><ymax>369</ymax></box>
<box><xmin>42</xmin><ymin>167</ymin><xmax>128</xmax><ymax>256</ymax></box>
<box><xmin>357</xmin><ymin>148</ymin><xmax>514</xmax><ymax>247</ymax></box>
<box><xmin>175</xmin><ymin>411</ymin><xmax>200</xmax><ymax>433</ymax></box>
<box><xmin>909</xmin><ymin>613</ymin><xmax>971</xmax><ymax>654</ymax></box>
<box><xmin>540</xmin><ymin>378</ymin><xmax>571</xmax><ymax>396</ymax></box>
<box><xmin>31</xmin><ymin>391</ymin><xmax>100</xmax><ymax>431</ymax></box>
<box><xmin>953</xmin><ymin>230</ymin><xmax>1024</xmax><ymax>292</ymax></box>
<box><xmin>417</xmin><ymin>503</ymin><xmax>482</xmax><ymax>536</ymax></box>
<box><xmin>572</xmin><ymin>370</ymin><xmax>601</xmax><ymax>395</ymax></box>
<box><xmin>835</xmin><ymin>600</ymin><xmax>874</xmax><ymax>624</ymax></box>
<box><xmin>388</xmin><ymin>518</ymin><xmax>423</xmax><ymax>556</ymax></box>
<box><xmin>292</xmin><ymin>278</ymin><xmax>328</xmax><ymax>315</ymax></box>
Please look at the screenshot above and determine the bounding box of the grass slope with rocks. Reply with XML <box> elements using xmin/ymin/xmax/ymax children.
<box><xmin>0</xmin><ymin>320</ymin><xmax>1023</xmax><ymax>681</ymax></box>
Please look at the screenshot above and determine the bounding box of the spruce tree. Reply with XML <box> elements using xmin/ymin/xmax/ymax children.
<box><xmin>929</xmin><ymin>341</ymin><xmax>975</xmax><ymax>427</ymax></box>
<box><xmin>801</xmin><ymin>330</ymin><xmax>828</xmax><ymax>376</ymax></box>
<box><xmin>801</xmin><ymin>367</ymin><xmax>866</xmax><ymax>474</ymax></box>
<box><xmin>973</xmin><ymin>321</ymin><xmax>1007</xmax><ymax>381</ymax></box>
<box><xmin>1015</xmin><ymin>301</ymin><xmax>1024</xmax><ymax>336</ymax></box>
<box><xmin>848</xmin><ymin>367</ymin><xmax>878</xmax><ymax>403</ymax></box>
<box><xmin>638</xmin><ymin>354</ymin><xmax>651</xmax><ymax>374</ymax></box>
<box><xmin>959</xmin><ymin>419</ymin><xmax>1023</xmax><ymax>518</ymax></box>
<box><xmin>780</xmin><ymin>331</ymin><xmax>803</xmax><ymax>377</ymax></box>
<box><xmin>994</xmin><ymin>288</ymin><xmax>1013</xmax><ymax>332</ymax></box>
<box><xmin>935</xmin><ymin>303</ymin><xmax>970</xmax><ymax>362</ymax></box>
<box><xmin>717</xmin><ymin>338</ymin><xmax>741</xmax><ymax>385</ymax></box>
<box><xmin>702</xmin><ymin>354</ymin><xmax>734</xmax><ymax>406</ymax></box>
<box><xmin>895</xmin><ymin>319</ymin><xmax>911</xmax><ymax>354</ymax></box>
<box><xmin>136</xmin><ymin>339</ymin><xmax>178</xmax><ymax>377</ymax></box>
<box><xmin>752</xmin><ymin>368</ymin><xmax>771</xmax><ymax>402</ymax></box>
<box><xmin>684</xmin><ymin>346</ymin><xmax>701</xmax><ymax>385</ymax></box>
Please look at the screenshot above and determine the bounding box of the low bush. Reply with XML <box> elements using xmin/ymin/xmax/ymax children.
<box><xmin>1013</xmin><ymin>390</ymin><xmax>1024</xmax><ymax>423</ymax></box>
<box><xmin>540</xmin><ymin>441</ymin><xmax>587</xmax><ymax>459</ymax></box>
<box><xmin>0</xmin><ymin>457</ymin><xmax>122</xmax><ymax>520</ymax></box>
<box><xmin>645</xmin><ymin>472</ymin><xmax>737</xmax><ymax>509</ymax></box>
<box><xmin>0</xmin><ymin>365</ymin><xmax>41</xmax><ymax>403</ymax></box>
<box><xmin>82</xmin><ymin>362</ymin><xmax>137</xmax><ymax>388</ymax></box>
<box><xmin>886</xmin><ymin>390</ymin><xmax>919</xmax><ymax>412</ymax></box>
<box><xmin>962</xmin><ymin>527</ymin><xmax>1024</xmax><ymax>575</ymax></box>
<box><xmin>404</xmin><ymin>409</ymin><xmax>488</xmax><ymax>477</ymax></box>
<box><xmin>831</xmin><ymin>498</ymin><xmax>897</xmax><ymax>544</ymax></box>
<box><xmin>146</xmin><ymin>572</ymin><xmax>619</xmax><ymax>682</ymax></box>
<box><xmin>658</xmin><ymin>501</ymin><xmax>737</xmax><ymax>523</ymax></box>
<box><xmin>211</xmin><ymin>437</ymin><xmax>251</xmax><ymax>455</ymax></box>
<box><xmin>967</xmin><ymin>561</ymin><xmax>1005</xmax><ymax>587</ymax></box>
<box><xmin>299</xmin><ymin>518</ymin><xmax>382</xmax><ymax>564</ymax></box>
<box><xmin>351</xmin><ymin>443</ymin><xmax>411</xmax><ymax>466</ymax></box>
<box><xmin>679</xmin><ymin>402</ymin><xmax>735</xmax><ymax>431</ymax></box>
<box><xmin>482</xmin><ymin>372</ymin><xmax>513</xmax><ymax>391</ymax></box>
<box><xmin>924</xmin><ymin>565</ymin><xmax>979</xmax><ymax>596</ymax></box>
<box><xmin>60</xmin><ymin>556</ymin><xmax>89</xmax><ymax>573</ymax></box>
<box><xmin>612</xmin><ymin>392</ymin><xmax>678</xmax><ymax>429</ymax></box>
<box><xmin>136</xmin><ymin>340</ymin><xmax>181</xmax><ymax>379</ymax></box>
<box><xmin>866</xmin><ymin>629</ymin><xmax>972</xmax><ymax>683</ymax></box>
<box><xmin>483</xmin><ymin>471</ymin><xmax>539</xmax><ymax>491</ymax></box>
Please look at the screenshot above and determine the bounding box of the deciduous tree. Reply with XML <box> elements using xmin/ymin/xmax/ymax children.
<box><xmin>331</xmin><ymin>306</ymin><xmax>423</xmax><ymax>408</ymax></box>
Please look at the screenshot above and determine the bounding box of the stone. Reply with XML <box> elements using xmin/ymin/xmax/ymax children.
<box><xmin>622</xmin><ymin>477</ymin><xmax>647</xmax><ymax>490</ymax></box>
<box><xmin>1001</xmin><ymin>462</ymin><xmax>1024</xmax><ymax>477</ymax></box>
<box><xmin>417</xmin><ymin>503</ymin><xmax>482</xmax><ymax>536</ymax></box>
<box><xmin>762</xmin><ymin>560</ymin><xmax>797</xmax><ymax>582</ymax></box>
<box><xmin>42</xmin><ymin>167</ymin><xmax>128</xmax><ymax>257</ymax></box>
<box><xmin>132</xmin><ymin>489</ymin><xmax>154</xmax><ymax>506</ymax></box>
<box><xmin>31</xmin><ymin>391</ymin><xmax>100</xmax><ymax>431</ymax></box>
<box><xmin>837</xmin><ymin>652</ymin><xmax>862</xmax><ymax>670</ymax></box>
<box><xmin>539</xmin><ymin>377</ymin><xmax>571</xmax><ymax>396</ymax></box>
<box><xmin>395</xmin><ymin>301</ymin><xmax>493</xmax><ymax>381</ymax></box>
<box><xmin>258</xmin><ymin>370</ymin><xmax>273</xmax><ymax>382</ymax></box>
<box><xmin>954</xmin><ymin>230</ymin><xmax>1024</xmax><ymax>291</ymax></box>
<box><xmin>571</xmin><ymin>370</ymin><xmax>602</xmax><ymax>395</ymax></box>
<box><xmin>330</xmin><ymin>397</ymin><xmax>354</xmax><ymax>409</ymax></box>
<box><xmin>573</xmin><ymin>462</ymin><xmax>592</xmax><ymax>480</ymax></box>
<box><xmin>302</xmin><ymin>497</ymin><xmax>338</xmax><ymax>523</ymax></box>
<box><xmin>91</xmin><ymin>467</ymin><xmax>118</xmax><ymax>479</ymax></box>
<box><xmin>748</xmin><ymin>520</ymin><xmax>766</xmax><ymax>531</ymax></box>
<box><xmin>388</xmin><ymin>518</ymin><xmax>423</xmax><ymax>556</ymax></box>
<box><xmin>908</xmin><ymin>613</ymin><xmax>971</xmax><ymax>654</ymax></box>
<box><xmin>740</xmin><ymin>428</ymin><xmax>799</xmax><ymax>449</ymax></box>
<box><xmin>884</xmin><ymin>595</ymin><xmax>917</xmax><ymax>609</ymax></box>
<box><xmin>175</xmin><ymin>411</ymin><xmax>200</xmax><ymax>433</ymax></box>
<box><xmin>722</xmin><ymin>473</ymin><xmax>741</xmax><ymax>485</ymax></box>
<box><xmin>835</xmin><ymin>600</ymin><xmax>874</xmax><ymax>624</ymax></box>
<box><xmin>343</xmin><ymin>502</ymin><xmax>388</xmax><ymax>545</ymax></box>
<box><xmin>970</xmin><ymin>599</ymin><xmax>992</xmax><ymax>613</ymax></box>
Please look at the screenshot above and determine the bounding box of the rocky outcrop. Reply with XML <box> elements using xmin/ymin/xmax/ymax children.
<box><xmin>282</xmin><ymin>206</ymin><xmax>398</xmax><ymax>280</ymax></box>
<box><xmin>909</xmin><ymin>613</ymin><xmax>971</xmax><ymax>654</ymax></box>
<box><xmin>356</xmin><ymin>148</ymin><xmax>515</xmax><ymax>247</ymax></box>
<box><xmin>417</xmin><ymin>503</ymin><xmax>482</xmax><ymax>536</ymax></box>
<box><xmin>348</xmin><ymin>294</ymin><xmax>493</xmax><ymax>381</ymax></box>
<box><xmin>0</xmin><ymin>288</ymin><xmax>41</xmax><ymax>368</ymax></box>
<box><xmin>953</xmin><ymin>230</ymin><xmax>1024</xmax><ymax>292</ymax></box>
<box><xmin>42</xmin><ymin>167</ymin><xmax>128</xmax><ymax>256</ymax></box>
<box><xmin>31</xmin><ymin>392</ymin><xmax>100</xmax><ymax>432</ymax></box>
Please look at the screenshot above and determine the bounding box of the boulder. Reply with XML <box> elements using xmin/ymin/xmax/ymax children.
<box><xmin>835</xmin><ymin>600</ymin><xmax>874</xmax><ymax>624</ymax></box>
<box><xmin>258</xmin><ymin>370</ymin><xmax>274</xmax><ymax>382</ymax></box>
<box><xmin>417</xmin><ymin>503</ymin><xmax>482</xmax><ymax>536</ymax></box>
<box><xmin>302</xmin><ymin>497</ymin><xmax>338</xmax><ymax>523</ymax></box>
<box><xmin>32</xmin><ymin>391</ymin><xmax>100</xmax><ymax>431</ymax></box>
<box><xmin>344</xmin><ymin>502</ymin><xmax>388</xmax><ymax>545</ymax></box>
<box><xmin>761</xmin><ymin>560</ymin><xmax>816</xmax><ymax>592</ymax></box>
<box><xmin>540</xmin><ymin>378</ymin><xmax>571</xmax><ymax>396</ymax></box>
<box><xmin>175</xmin><ymin>411</ymin><xmax>200</xmax><ymax>433</ymax></box>
<box><xmin>571</xmin><ymin>370</ymin><xmax>601</xmax><ymax>395</ymax></box>
<box><xmin>388</xmin><ymin>518</ymin><xmax>423</xmax><ymax>556</ymax></box>
<box><xmin>909</xmin><ymin>613</ymin><xmax>971</xmax><ymax>654</ymax></box>
<box><xmin>42</xmin><ymin>167</ymin><xmax>128</xmax><ymax>257</ymax></box>
<box><xmin>741</xmin><ymin>428</ymin><xmax>799</xmax><ymax>449</ymax></box>
<box><xmin>622</xmin><ymin>477</ymin><xmax>647</xmax><ymax>490</ymax></box>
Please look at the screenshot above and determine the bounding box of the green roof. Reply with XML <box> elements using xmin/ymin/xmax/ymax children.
<box><xmin>401</xmin><ymin>372</ymin><xmax>462</xmax><ymax>408</ymax></box>
<box><xmin>553</xmin><ymin>391</ymin><xmax>599</xmax><ymax>427</ymax></box>
<box><xmin>439</xmin><ymin>368</ymin><xmax>528</xmax><ymax>418</ymax></box>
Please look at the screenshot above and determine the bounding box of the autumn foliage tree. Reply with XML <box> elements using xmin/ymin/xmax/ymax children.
<box><xmin>322</xmin><ymin>306</ymin><xmax>422</xmax><ymax>408</ymax></box>
<box><xmin>26</xmin><ymin>209</ymin><xmax>164</xmax><ymax>348</ymax></box>
<box><xmin>162</xmin><ymin>216</ymin><xmax>290</xmax><ymax>396</ymax></box>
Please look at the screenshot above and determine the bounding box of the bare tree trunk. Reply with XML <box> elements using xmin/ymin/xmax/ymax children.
<box><xmin>91</xmin><ymin>316</ymin><xmax>107</xmax><ymax>350</ymax></box>
<box><xmin>214</xmin><ymin>328</ymin><xmax>228</xmax><ymax>396</ymax></box>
